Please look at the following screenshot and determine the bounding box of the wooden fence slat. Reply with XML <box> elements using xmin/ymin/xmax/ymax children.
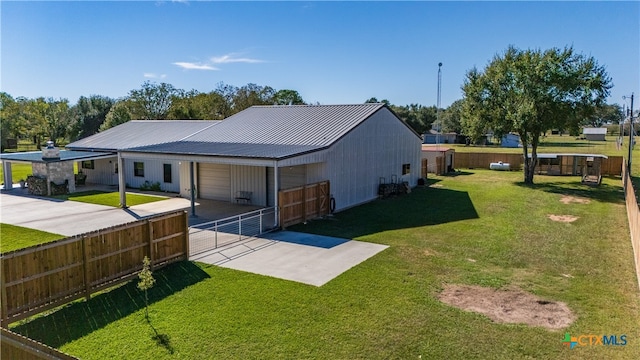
<box><xmin>279</xmin><ymin>181</ymin><xmax>330</xmax><ymax>227</ymax></box>
<box><xmin>1</xmin><ymin>211</ymin><xmax>188</xmax><ymax>326</ymax></box>
<box><xmin>1</xmin><ymin>327</ymin><xmax>80</xmax><ymax>360</ymax></box>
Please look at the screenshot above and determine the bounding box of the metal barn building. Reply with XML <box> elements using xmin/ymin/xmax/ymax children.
<box><xmin>67</xmin><ymin>104</ymin><xmax>422</xmax><ymax>213</ymax></box>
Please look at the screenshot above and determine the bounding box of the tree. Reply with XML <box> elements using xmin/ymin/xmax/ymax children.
<box><xmin>364</xmin><ymin>97</ymin><xmax>390</xmax><ymax>105</ymax></box>
<box><xmin>129</xmin><ymin>81</ymin><xmax>178</xmax><ymax>120</ymax></box>
<box><xmin>584</xmin><ymin>103</ymin><xmax>623</xmax><ymax>127</ymax></box>
<box><xmin>441</xmin><ymin>99</ymin><xmax>464</xmax><ymax>134</ymax></box>
<box><xmin>232</xmin><ymin>83</ymin><xmax>276</xmax><ymax>111</ymax></box>
<box><xmin>389</xmin><ymin>104</ymin><xmax>437</xmax><ymax>135</ymax></box>
<box><xmin>462</xmin><ymin>46</ymin><xmax>611</xmax><ymax>184</ymax></box>
<box><xmin>69</xmin><ymin>95</ymin><xmax>114</xmax><ymax>140</ymax></box>
<box><xmin>100</xmin><ymin>100</ymin><xmax>133</xmax><ymax>131</ymax></box>
<box><xmin>137</xmin><ymin>256</ymin><xmax>155</xmax><ymax>321</ymax></box>
<box><xmin>168</xmin><ymin>90</ymin><xmax>228</xmax><ymax>120</ymax></box>
<box><xmin>273</xmin><ymin>89</ymin><xmax>305</xmax><ymax>105</ymax></box>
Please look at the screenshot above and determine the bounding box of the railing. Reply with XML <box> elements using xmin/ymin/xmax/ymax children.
<box><xmin>189</xmin><ymin>207</ymin><xmax>276</xmax><ymax>257</ymax></box>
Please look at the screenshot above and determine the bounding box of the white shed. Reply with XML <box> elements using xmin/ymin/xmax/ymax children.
<box><xmin>583</xmin><ymin>127</ymin><xmax>607</xmax><ymax>141</ymax></box>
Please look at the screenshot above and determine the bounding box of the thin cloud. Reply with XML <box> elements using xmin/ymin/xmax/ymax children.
<box><xmin>210</xmin><ymin>53</ymin><xmax>265</xmax><ymax>64</ymax></box>
<box><xmin>172</xmin><ymin>62</ymin><xmax>219</xmax><ymax>71</ymax></box>
<box><xmin>144</xmin><ymin>73</ymin><xmax>167</xmax><ymax>79</ymax></box>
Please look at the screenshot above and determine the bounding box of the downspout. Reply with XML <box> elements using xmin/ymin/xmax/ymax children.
<box><xmin>190</xmin><ymin>161</ymin><xmax>196</xmax><ymax>217</ymax></box>
<box><xmin>118</xmin><ymin>152</ymin><xmax>127</xmax><ymax>208</ymax></box>
<box><xmin>274</xmin><ymin>160</ymin><xmax>279</xmax><ymax>228</ymax></box>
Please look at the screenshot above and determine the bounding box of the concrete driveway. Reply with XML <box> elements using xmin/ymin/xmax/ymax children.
<box><xmin>0</xmin><ymin>192</ymin><xmax>191</xmax><ymax>236</ymax></box>
<box><xmin>191</xmin><ymin>231</ymin><xmax>389</xmax><ymax>286</ymax></box>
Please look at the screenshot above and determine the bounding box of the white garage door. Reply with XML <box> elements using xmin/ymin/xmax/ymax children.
<box><xmin>199</xmin><ymin>163</ymin><xmax>231</xmax><ymax>200</ymax></box>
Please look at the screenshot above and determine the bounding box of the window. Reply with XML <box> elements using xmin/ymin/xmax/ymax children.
<box><xmin>402</xmin><ymin>163</ymin><xmax>411</xmax><ymax>175</ymax></box>
<box><xmin>163</xmin><ymin>164</ymin><xmax>172</xmax><ymax>183</ymax></box>
<box><xmin>81</xmin><ymin>160</ymin><xmax>94</xmax><ymax>169</ymax></box>
<box><xmin>134</xmin><ymin>162</ymin><xmax>144</xmax><ymax>177</ymax></box>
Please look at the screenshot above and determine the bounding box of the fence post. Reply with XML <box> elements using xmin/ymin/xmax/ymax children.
<box><xmin>239</xmin><ymin>216</ymin><xmax>242</xmax><ymax>241</ymax></box>
<box><xmin>214</xmin><ymin>222</ymin><xmax>218</xmax><ymax>249</ymax></box>
<box><xmin>183</xmin><ymin>211</ymin><xmax>189</xmax><ymax>260</ymax></box>
<box><xmin>1</xmin><ymin>257</ymin><xmax>8</xmax><ymax>327</ymax></box>
<box><xmin>148</xmin><ymin>219</ymin><xmax>154</xmax><ymax>270</ymax></box>
<box><xmin>82</xmin><ymin>236</ymin><xmax>91</xmax><ymax>300</ymax></box>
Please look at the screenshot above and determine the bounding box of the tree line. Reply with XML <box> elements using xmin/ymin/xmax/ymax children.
<box><xmin>1</xmin><ymin>47</ymin><xmax>628</xmax><ymax>178</ymax></box>
<box><xmin>0</xmin><ymin>82</ymin><xmax>306</xmax><ymax>151</ymax></box>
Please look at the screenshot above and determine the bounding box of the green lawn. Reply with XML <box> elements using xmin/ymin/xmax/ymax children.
<box><xmin>52</xmin><ymin>191</ymin><xmax>167</xmax><ymax>207</ymax></box>
<box><xmin>0</xmin><ymin>162</ymin><xmax>79</xmax><ymax>185</ymax></box>
<box><xmin>0</xmin><ymin>163</ymin><xmax>33</xmax><ymax>185</ymax></box>
<box><xmin>10</xmin><ymin>170</ymin><xmax>639</xmax><ymax>359</ymax></box>
<box><xmin>0</xmin><ymin>224</ymin><xmax>64</xmax><ymax>253</ymax></box>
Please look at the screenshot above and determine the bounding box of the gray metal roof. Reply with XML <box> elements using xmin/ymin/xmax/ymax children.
<box><xmin>0</xmin><ymin>150</ymin><xmax>116</xmax><ymax>163</ymax></box>
<box><xmin>182</xmin><ymin>104</ymin><xmax>387</xmax><ymax>147</ymax></box>
<box><xmin>126</xmin><ymin>141</ymin><xmax>323</xmax><ymax>160</ymax></box>
<box><xmin>66</xmin><ymin>120</ymin><xmax>221</xmax><ymax>151</ymax></box>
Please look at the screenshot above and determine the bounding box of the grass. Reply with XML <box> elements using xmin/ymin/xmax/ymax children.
<box><xmin>52</xmin><ymin>191</ymin><xmax>167</xmax><ymax>207</ymax></box>
<box><xmin>0</xmin><ymin>223</ymin><xmax>64</xmax><ymax>253</ymax></box>
<box><xmin>0</xmin><ymin>163</ymin><xmax>33</xmax><ymax>185</ymax></box>
<box><xmin>0</xmin><ymin>163</ymin><xmax>79</xmax><ymax>185</ymax></box>
<box><xmin>9</xmin><ymin>170</ymin><xmax>639</xmax><ymax>359</ymax></box>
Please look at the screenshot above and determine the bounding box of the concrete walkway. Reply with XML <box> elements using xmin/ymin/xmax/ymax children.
<box><xmin>1</xmin><ymin>188</ymin><xmax>388</xmax><ymax>287</ymax></box>
<box><xmin>0</xmin><ymin>191</ymin><xmax>192</xmax><ymax>236</ymax></box>
<box><xmin>191</xmin><ymin>231</ymin><xmax>389</xmax><ymax>286</ymax></box>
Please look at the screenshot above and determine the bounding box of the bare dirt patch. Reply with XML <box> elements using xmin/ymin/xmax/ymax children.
<box><xmin>547</xmin><ymin>214</ymin><xmax>579</xmax><ymax>223</ymax></box>
<box><xmin>560</xmin><ymin>195</ymin><xmax>591</xmax><ymax>204</ymax></box>
<box><xmin>438</xmin><ymin>284</ymin><xmax>574</xmax><ymax>330</ymax></box>
<box><xmin>430</xmin><ymin>184</ymin><xmax>444</xmax><ymax>188</ymax></box>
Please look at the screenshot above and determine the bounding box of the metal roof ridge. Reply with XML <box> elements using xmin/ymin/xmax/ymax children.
<box><xmin>178</xmin><ymin>121</ymin><xmax>223</xmax><ymax>141</ymax></box>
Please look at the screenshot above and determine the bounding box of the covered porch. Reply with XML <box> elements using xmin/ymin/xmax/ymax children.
<box><xmin>0</xmin><ymin>146</ymin><xmax>116</xmax><ymax>195</ymax></box>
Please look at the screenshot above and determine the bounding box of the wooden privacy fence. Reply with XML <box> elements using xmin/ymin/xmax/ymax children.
<box><xmin>279</xmin><ymin>181</ymin><xmax>330</xmax><ymax>228</ymax></box>
<box><xmin>1</xmin><ymin>327</ymin><xmax>79</xmax><ymax>360</ymax></box>
<box><xmin>622</xmin><ymin>163</ymin><xmax>640</xmax><ymax>291</ymax></box>
<box><xmin>1</xmin><ymin>211</ymin><xmax>188</xmax><ymax>326</ymax></box>
<box><xmin>455</xmin><ymin>152</ymin><xmax>524</xmax><ymax>170</ymax></box>
<box><xmin>454</xmin><ymin>152</ymin><xmax>623</xmax><ymax>176</ymax></box>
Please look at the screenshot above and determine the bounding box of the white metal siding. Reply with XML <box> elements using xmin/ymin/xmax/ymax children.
<box><xmin>306</xmin><ymin>162</ymin><xmax>327</xmax><ymax>184</ymax></box>
<box><xmin>198</xmin><ymin>163</ymin><xmax>231</xmax><ymax>200</ymax></box>
<box><xmin>324</xmin><ymin>108</ymin><xmax>421</xmax><ymax>211</ymax></box>
<box><xmin>230</xmin><ymin>165</ymin><xmax>267</xmax><ymax>206</ymax></box>
<box><xmin>123</xmin><ymin>159</ymin><xmax>180</xmax><ymax>193</ymax></box>
<box><xmin>279</xmin><ymin>165</ymin><xmax>306</xmax><ymax>190</ymax></box>
<box><xmin>267</xmin><ymin>167</ymin><xmax>275</xmax><ymax>206</ymax></box>
<box><xmin>81</xmin><ymin>158</ymin><xmax>118</xmax><ymax>186</ymax></box>
<box><xmin>179</xmin><ymin>161</ymin><xmax>197</xmax><ymax>198</ymax></box>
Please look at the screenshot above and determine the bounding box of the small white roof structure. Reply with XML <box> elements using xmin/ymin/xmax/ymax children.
<box><xmin>582</xmin><ymin>128</ymin><xmax>607</xmax><ymax>135</ymax></box>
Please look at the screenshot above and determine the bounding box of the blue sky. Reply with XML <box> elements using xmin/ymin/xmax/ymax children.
<box><xmin>2</xmin><ymin>1</ymin><xmax>639</xmax><ymax>108</ymax></box>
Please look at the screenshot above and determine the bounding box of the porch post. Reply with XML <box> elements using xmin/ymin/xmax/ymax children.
<box><xmin>274</xmin><ymin>161</ymin><xmax>279</xmax><ymax>227</ymax></box>
<box><xmin>2</xmin><ymin>161</ymin><xmax>12</xmax><ymax>190</ymax></box>
<box><xmin>118</xmin><ymin>152</ymin><xmax>127</xmax><ymax>208</ymax></box>
<box><xmin>190</xmin><ymin>161</ymin><xmax>196</xmax><ymax>217</ymax></box>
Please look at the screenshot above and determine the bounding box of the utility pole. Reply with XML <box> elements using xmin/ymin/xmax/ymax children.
<box><xmin>628</xmin><ymin>93</ymin><xmax>634</xmax><ymax>170</ymax></box>
<box><xmin>436</xmin><ymin>62</ymin><xmax>442</xmax><ymax>150</ymax></box>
